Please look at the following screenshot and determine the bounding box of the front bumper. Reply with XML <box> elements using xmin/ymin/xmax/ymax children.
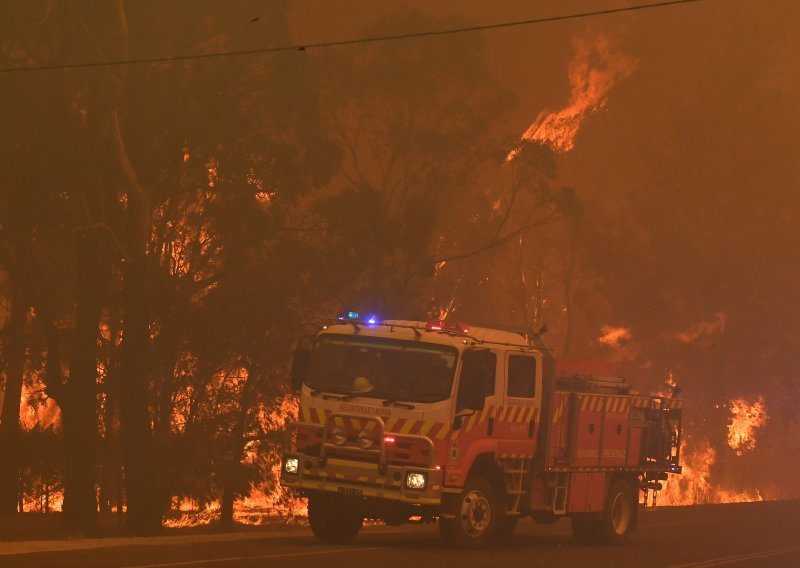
<box><xmin>281</xmin><ymin>453</ymin><xmax>443</xmax><ymax>505</ymax></box>
<box><xmin>281</xmin><ymin>412</ymin><xmax>444</xmax><ymax>506</ymax></box>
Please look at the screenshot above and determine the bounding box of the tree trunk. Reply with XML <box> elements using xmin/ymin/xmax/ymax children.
<box><xmin>118</xmin><ymin>190</ymin><xmax>161</xmax><ymax>535</ymax></box>
<box><xmin>61</xmin><ymin>229</ymin><xmax>107</xmax><ymax>535</ymax></box>
<box><xmin>99</xmin><ymin>369</ymin><xmax>120</xmax><ymax>516</ymax></box>
<box><xmin>0</xmin><ymin>291</ymin><xmax>27</xmax><ymax>514</ymax></box>
<box><xmin>219</xmin><ymin>374</ymin><xmax>255</xmax><ymax>529</ymax></box>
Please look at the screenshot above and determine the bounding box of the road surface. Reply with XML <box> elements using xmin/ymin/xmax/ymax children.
<box><xmin>1</xmin><ymin>500</ymin><xmax>798</xmax><ymax>568</ymax></box>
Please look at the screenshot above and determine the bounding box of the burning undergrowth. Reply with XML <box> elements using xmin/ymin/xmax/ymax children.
<box><xmin>11</xmin><ymin>361</ymin><xmax>787</xmax><ymax>524</ymax></box>
<box><xmin>657</xmin><ymin>397</ymin><xmax>769</xmax><ymax>506</ymax></box>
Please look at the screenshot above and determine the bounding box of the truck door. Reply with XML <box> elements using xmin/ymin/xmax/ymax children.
<box><xmin>496</xmin><ymin>352</ymin><xmax>542</xmax><ymax>459</ymax></box>
<box><xmin>446</xmin><ymin>349</ymin><xmax>501</xmax><ymax>486</ymax></box>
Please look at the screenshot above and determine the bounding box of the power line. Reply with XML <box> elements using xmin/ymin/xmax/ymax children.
<box><xmin>0</xmin><ymin>0</ymin><xmax>705</xmax><ymax>74</ymax></box>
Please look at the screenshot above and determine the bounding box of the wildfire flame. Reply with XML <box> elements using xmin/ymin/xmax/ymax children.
<box><xmin>20</xmin><ymin>376</ymin><xmax>61</xmax><ymax>432</ymax></box>
<box><xmin>510</xmin><ymin>33</ymin><xmax>638</xmax><ymax>158</ymax></box>
<box><xmin>727</xmin><ymin>396</ymin><xmax>767</xmax><ymax>456</ymax></box>
<box><xmin>164</xmin><ymin>393</ymin><xmax>305</xmax><ymax>528</ymax></box>
<box><xmin>657</xmin><ymin>370</ymin><xmax>680</xmax><ymax>398</ymax></box>
<box><xmin>658</xmin><ymin>440</ymin><xmax>763</xmax><ymax>506</ymax></box>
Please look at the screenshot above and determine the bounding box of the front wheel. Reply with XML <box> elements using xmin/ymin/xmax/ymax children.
<box><xmin>439</xmin><ymin>476</ymin><xmax>498</xmax><ymax>548</ymax></box>
<box><xmin>308</xmin><ymin>493</ymin><xmax>363</xmax><ymax>544</ymax></box>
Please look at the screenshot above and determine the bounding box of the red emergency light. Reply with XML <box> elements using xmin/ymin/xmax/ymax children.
<box><xmin>425</xmin><ymin>321</ymin><xmax>470</xmax><ymax>334</ymax></box>
<box><xmin>383</xmin><ymin>436</ymin><xmax>396</xmax><ymax>444</ymax></box>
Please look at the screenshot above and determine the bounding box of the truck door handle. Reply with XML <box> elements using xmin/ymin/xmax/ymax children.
<box><xmin>487</xmin><ymin>417</ymin><xmax>494</xmax><ymax>436</ymax></box>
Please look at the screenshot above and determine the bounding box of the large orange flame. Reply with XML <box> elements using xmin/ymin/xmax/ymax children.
<box><xmin>727</xmin><ymin>397</ymin><xmax>767</xmax><ymax>456</ymax></box>
<box><xmin>20</xmin><ymin>375</ymin><xmax>61</xmax><ymax>432</ymax></box>
<box><xmin>658</xmin><ymin>439</ymin><xmax>763</xmax><ymax>506</ymax></box>
<box><xmin>513</xmin><ymin>33</ymin><xmax>638</xmax><ymax>156</ymax></box>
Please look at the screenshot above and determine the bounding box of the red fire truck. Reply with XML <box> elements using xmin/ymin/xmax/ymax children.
<box><xmin>281</xmin><ymin>315</ymin><xmax>683</xmax><ymax>548</ymax></box>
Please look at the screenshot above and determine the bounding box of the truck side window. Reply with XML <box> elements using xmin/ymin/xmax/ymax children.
<box><xmin>456</xmin><ymin>350</ymin><xmax>496</xmax><ymax>412</ymax></box>
<box><xmin>507</xmin><ymin>355</ymin><xmax>536</xmax><ymax>398</ymax></box>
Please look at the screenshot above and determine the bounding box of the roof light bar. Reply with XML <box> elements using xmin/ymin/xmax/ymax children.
<box><xmin>425</xmin><ymin>321</ymin><xmax>470</xmax><ymax>334</ymax></box>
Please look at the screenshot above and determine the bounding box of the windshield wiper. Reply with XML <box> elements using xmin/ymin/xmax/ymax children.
<box><xmin>381</xmin><ymin>399</ymin><xmax>416</xmax><ymax>410</ymax></box>
<box><xmin>310</xmin><ymin>385</ymin><xmax>363</xmax><ymax>400</ymax></box>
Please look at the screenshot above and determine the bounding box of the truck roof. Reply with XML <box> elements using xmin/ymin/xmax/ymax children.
<box><xmin>320</xmin><ymin>319</ymin><xmax>541</xmax><ymax>352</ymax></box>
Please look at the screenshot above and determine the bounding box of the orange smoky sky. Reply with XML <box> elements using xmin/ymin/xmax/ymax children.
<box><xmin>287</xmin><ymin>0</ymin><xmax>800</xmax><ymax>497</ymax></box>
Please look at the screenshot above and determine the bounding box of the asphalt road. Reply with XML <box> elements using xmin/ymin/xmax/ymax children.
<box><xmin>2</xmin><ymin>501</ymin><xmax>798</xmax><ymax>568</ymax></box>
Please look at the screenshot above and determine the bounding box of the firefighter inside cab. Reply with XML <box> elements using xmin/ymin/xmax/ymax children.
<box><xmin>281</xmin><ymin>314</ymin><xmax>683</xmax><ymax>548</ymax></box>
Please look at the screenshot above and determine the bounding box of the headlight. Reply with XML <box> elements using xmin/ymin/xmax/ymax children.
<box><xmin>405</xmin><ymin>472</ymin><xmax>426</xmax><ymax>490</ymax></box>
<box><xmin>284</xmin><ymin>457</ymin><xmax>299</xmax><ymax>474</ymax></box>
<box><xmin>357</xmin><ymin>430</ymin><xmax>374</xmax><ymax>449</ymax></box>
<box><xmin>330</xmin><ymin>426</ymin><xmax>347</xmax><ymax>445</ymax></box>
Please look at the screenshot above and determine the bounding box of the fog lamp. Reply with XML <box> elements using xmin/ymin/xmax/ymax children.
<box><xmin>284</xmin><ymin>457</ymin><xmax>299</xmax><ymax>474</ymax></box>
<box><xmin>357</xmin><ymin>430</ymin><xmax>374</xmax><ymax>449</ymax></box>
<box><xmin>330</xmin><ymin>426</ymin><xmax>347</xmax><ymax>446</ymax></box>
<box><xmin>405</xmin><ymin>472</ymin><xmax>426</xmax><ymax>490</ymax></box>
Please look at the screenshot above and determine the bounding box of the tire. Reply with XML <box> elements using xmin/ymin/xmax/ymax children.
<box><xmin>439</xmin><ymin>476</ymin><xmax>498</xmax><ymax>548</ymax></box>
<box><xmin>571</xmin><ymin>479</ymin><xmax>636</xmax><ymax>546</ymax></box>
<box><xmin>308</xmin><ymin>493</ymin><xmax>363</xmax><ymax>544</ymax></box>
<box><xmin>599</xmin><ymin>479</ymin><xmax>635</xmax><ymax>545</ymax></box>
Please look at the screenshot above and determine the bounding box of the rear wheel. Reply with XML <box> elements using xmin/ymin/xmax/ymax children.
<box><xmin>308</xmin><ymin>493</ymin><xmax>363</xmax><ymax>544</ymax></box>
<box><xmin>439</xmin><ymin>476</ymin><xmax>498</xmax><ymax>548</ymax></box>
<box><xmin>571</xmin><ymin>479</ymin><xmax>636</xmax><ymax>545</ymax></box>
<box><xmin>600</xmin><ymin>480</ymin><xmax>635</xmax><ymax>545</ymax></box>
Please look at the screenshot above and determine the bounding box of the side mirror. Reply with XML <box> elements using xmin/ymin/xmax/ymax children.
<box><xmin>290</xmin><ymin>337</ymin><xmax>314</xmax><ymax>391</ymax></box>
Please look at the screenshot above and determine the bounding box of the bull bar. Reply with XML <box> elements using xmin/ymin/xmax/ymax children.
<box><xmin>281</xmin><ymin>412</ymin><xmax>443</xmax><ymax>505</ymax></box>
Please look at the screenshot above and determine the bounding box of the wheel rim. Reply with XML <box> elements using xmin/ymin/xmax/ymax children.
<box><xmin>460</xmin><ymin>489</ymin><xmax>491</xmax><ymax>537</ymax></box>
<box><xmin>610</xmin><ymin>492</ymin><xmax>631</xmax><ymax>535</ymax></box>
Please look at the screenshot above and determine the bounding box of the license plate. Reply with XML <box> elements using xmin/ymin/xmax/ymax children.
<box><xmin>338</xmin><ymin>487</ymin><xmax>363</xmax><ymax>496</ymax></box>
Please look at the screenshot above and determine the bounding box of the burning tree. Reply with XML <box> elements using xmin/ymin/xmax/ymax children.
<box><xmin>0</xmin><ymin>0</ymin><xmax>336</xmax><ymax>535</ymax></box>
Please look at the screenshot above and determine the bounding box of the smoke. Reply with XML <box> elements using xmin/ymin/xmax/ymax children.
<box><xmin>597</xmin><ymin>324</ymin><xmax>632</xmax><ymax>347</ymax></box>
<box><xmin>674</xmin><ymin>312</ymin><xmax>727</xmax><ymax>343</ymax></box>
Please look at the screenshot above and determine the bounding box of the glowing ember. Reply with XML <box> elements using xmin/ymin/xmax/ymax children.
<box><xmin>512</xmin><ymin>33</ymin><xmax>638</xmax><ymax>157</ymax></box>
<box><xmin>727</xmin><ymin>397</ymin><xmax>767</xmax><ymax>456</ymax></box>
<box><xmin>597</xmin><ymin>324</ymin><xmax>631</xmax><ymax>347</ymax></box>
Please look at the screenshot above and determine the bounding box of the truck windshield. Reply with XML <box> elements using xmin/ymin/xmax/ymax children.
<box><xmin>305</xmin><ymin>334</ymin><xmax>458</xmax><ymax>403</ymax></box>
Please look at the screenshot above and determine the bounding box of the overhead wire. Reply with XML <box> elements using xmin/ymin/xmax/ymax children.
<box><xmin>0</xmin><ymin>0</ymin><xmax>706</xmax><ymax>74</ymax></box>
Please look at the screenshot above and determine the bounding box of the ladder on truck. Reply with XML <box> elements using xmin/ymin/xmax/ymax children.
<box><xmin>501</xmin><ymin>458</ymin><xmax>531</xmax><ymax>515</ymax></box>
<box><xmin>550</xmin><ymin>472</ymin><xmax>569</xmax><ymax>514</ymax></box>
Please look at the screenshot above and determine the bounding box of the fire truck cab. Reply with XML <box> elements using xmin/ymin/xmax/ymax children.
<box><xmin>281</xmin><ymin>316</ymin><xmax>682</xmax><ymax>548</ymax></box>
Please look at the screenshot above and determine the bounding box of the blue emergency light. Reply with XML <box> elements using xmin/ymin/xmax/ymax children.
<box><xmin>337</xmin><ymin>311</ymin><xmax>381</xmax><ymax>325</ymax></box>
